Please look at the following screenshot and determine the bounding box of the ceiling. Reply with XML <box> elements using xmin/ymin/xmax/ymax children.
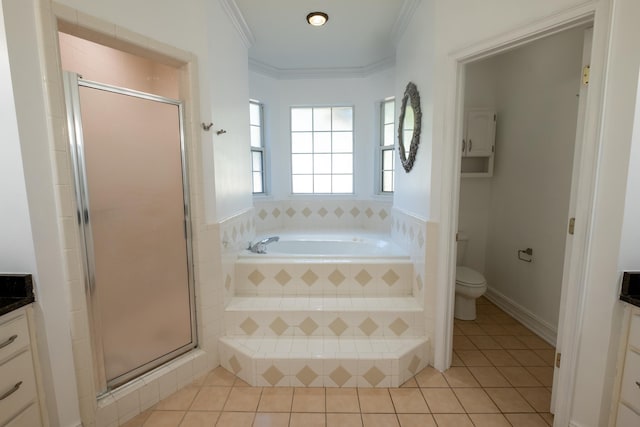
<box><xmin>232</xmin><ymin>0</ymin><xmax>415</xmax><ymax>77</ymax></box>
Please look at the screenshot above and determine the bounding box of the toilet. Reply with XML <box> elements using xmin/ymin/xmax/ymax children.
<box><xmin>455</xmin><ymin>232</ymin><xmax>487</xmax><ymax>320</ymax></box>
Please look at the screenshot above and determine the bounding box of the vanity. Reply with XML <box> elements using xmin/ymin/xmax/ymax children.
<box><xmin>0</xmin><ymin>275</ymin><xmax>46</xmax><ymax>427</ymax></box>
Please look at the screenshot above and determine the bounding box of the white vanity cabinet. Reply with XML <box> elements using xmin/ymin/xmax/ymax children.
<box><xmin>612</xmin><ymin>307</ymin><xmax>640</xmax><ymax>426</ymax></box>
<box><xmin>0</xmin><ymin>307</ymin><xmax>45</xmax><ymax>427</ymax></box>
<box><xmin>461</xmin><ymin>109</ymin><xmax>496</xmax><ymax>177</ymax></box>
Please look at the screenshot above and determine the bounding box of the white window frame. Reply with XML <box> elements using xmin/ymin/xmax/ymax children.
<box><xmin>250</xmin><ymin>100</ymin><xmax>266</xmax><ymax>194</ymax></box>
<box><xmin>378</xmin><ymin>97</ymin><xmax>395</xmax><ymax>194</ymax></box>
<box><xmin>289</xmin><ymin>105</ymin><xmax>355</xmax><ymax>195</ymax></box>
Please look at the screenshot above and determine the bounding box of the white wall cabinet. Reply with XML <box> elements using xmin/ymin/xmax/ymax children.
<box><xmin>461</xmin><ymin>109</ymin><xmax>496</xmax><ymax>177</ymax></box>
<box><xmin>612</xmin><ymin>307</ymin><xmax>640</xmax><ymax>426</ymax></box>
<box><xmin>0</xmin><ymin>307</ymin><xmax>45</xmax><ymax>427</ymax></box>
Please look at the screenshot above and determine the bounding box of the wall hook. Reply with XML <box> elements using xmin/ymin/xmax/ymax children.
<box><xmin>201</xmin><ymin>122</ymin><xmax>213</xmax><ymax>131</ymax></box>
<box><xmin>216</xmin><ymin>129</ymin><xmax>227</xmax><ymax>136</ymax></box>
<box><xmin>518</xmin><ymin>248</ymin><xmax>533</xmax><ymax>262</ymax></box>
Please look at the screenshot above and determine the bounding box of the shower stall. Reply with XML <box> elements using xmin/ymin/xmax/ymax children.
<box><xmin>63</xmin><ymin>72</ymin><xmax>197</xmax><ymax>393</ymax></box>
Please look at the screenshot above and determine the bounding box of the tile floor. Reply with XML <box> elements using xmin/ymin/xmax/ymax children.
<box><xmin>122</xmin><ymin>297</ymin><xmax>556</xmax><ymax>426</ymax></box>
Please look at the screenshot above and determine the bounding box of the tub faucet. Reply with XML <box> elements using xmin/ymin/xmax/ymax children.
<box><xmin>248</xmin><ymin>236</ymin><xmax>279</xmax><ymax>254</ymax></box>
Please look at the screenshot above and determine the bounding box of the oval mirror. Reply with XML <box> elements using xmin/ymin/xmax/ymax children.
<box><xmin>398</xmin><ymin>82</ymin><xmax>422</xmax><ymax>172</ymax></box>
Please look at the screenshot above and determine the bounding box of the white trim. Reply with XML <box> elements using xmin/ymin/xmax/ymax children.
<box><xmin>484</xmin><ymin>288</ymin><xmax>558</xmax><ymax>345</ymax></box>
<box><xmin>391</xmin><ymin>0</ymin><xmax>422</xmax><ymax>43</ymax></box>
<box><xmin>219</xmin><ymin>0</ymin><xmax>255</xmax><ymax>48</ymax></box>
<box><xmin>248</xmin><ymin>56</ymin><xmax>395</xmax><ymax>80</ymax></box>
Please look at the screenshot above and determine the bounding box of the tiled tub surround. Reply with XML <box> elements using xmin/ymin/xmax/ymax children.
<box><xmin>218</xmin><ymin>208</ymin><xmax>256</xmax><ymax>305</ymax></box>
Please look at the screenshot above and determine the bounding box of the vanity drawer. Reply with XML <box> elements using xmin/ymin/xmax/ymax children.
<box><xmin>0</xmin><ymin>314</ymin><xmax>29</xmax><ymax>363</ymax></box>
<box><xmin>621</xmin><ymin>348</ymin><xmax>640</xmax><ymax>412</ymax></box>
<box><xmin>629</xmin><ymin>313</ymin><xmax>640</xmax><ymax>350</ymax></box>
<box><xmin>4</xmin><ymin>403</ymin><xmax>42</xmax><ymax>427</ymax></box>
<box><xmin>0</xmin><ymin>350</ymin><xmax>37</xmax><ymax>426</ymax></box>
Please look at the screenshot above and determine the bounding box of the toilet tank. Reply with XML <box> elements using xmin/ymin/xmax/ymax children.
<box><xmin>456</xmin><ymin>232</ymin><xmax>468</xmax><ymax>266</ymax></box>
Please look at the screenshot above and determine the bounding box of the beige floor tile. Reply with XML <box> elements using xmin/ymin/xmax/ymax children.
<box><xmin>389</xmin><ymin>388</ymin><xmax>430</xmax><ymax>413</ymax></box>
<box><xmin>326</xmin><ymin>413</ymin><xmax>363</xmax><ymax>427</ymax></box>
<box><xmin>257</xmin><ymin>387</ymin><xmax>293</xmax><ymax>412</ymax></box>
<box><xmin>358</xmin><ymin>388</ymin><xmax>395</xmax><ymax>413</ymax></box>
<box><xmin>421</xmin><ymin>388</ymin><xmax>464</xmax><ymax>413</ymax></box>
<box><xmin>190</xmin><ymin>386</ymin><xmax>231</xmax><ymax>411</ymax></box>
<box><xmin>361</xmin><ymin>413</ymin><xmax>399</xmax><ymax>427</ymax></box>
<box><xmin>224</xmin><ymin>387</ymin><xmax>263</xmax><ymax>412</ymax></box>
<box><xmin>442</xmin><ymin>367</ymin><xmax>480</xmax><ymax>388</ymax></box>
<box><xmin>492</xmin><ymin>335</ymin><xmax>529</xmax><ymax>349</ymax></box>
<box><xmin>484</xmin><ymin>388</ymin><xmax>535</xmax><ymax>413</ymax></box>
<box><xmin>456</xmin><ymin>323</ymin><xmax>487</xmax><ymax>336</ymax></box>
<box><xmin>534</xmin><ymin>349</ymin><xmax>557</xmax><ymax>366</ymax></box>
<box><xmin>400</xmin><ymin>378</ymin><xmax>419</xmax><ymax>387</ymax></box>
<box><xmin>215</xmin><ymin>412</ymin><xmax>255</xmax><ymax>427</ymax></box>
<box><xmin>431</xmin><ymin>414</ymin><xmax>474</xmax><ymax>427</ymax></box>
<box><xmin>326</xmin><ymin>388</ymin><xmax>360</xmax><ymax>413</ymax></box>
<box><xmin>498</xmin><ymin>367</ymin><xmax>543</xmax><ymax>387</ymax></box>
<box><xmin>477</xmin><ymin>323</ymin><xmax>509</xmax><ymax>336</ymax></box>
<box><xmin>540</xmin><ymin>412</ymin><xmax>555</xmax><ymax>426</ymax></box>
<box><xmin>525</xmin><ymin>366</ymin><xmax>554</xmax><ymax>387</ymax></box>
<box><xmin>452</xmin><ymin>388</ymin><xmax>499</xmax><ymax>413</ymax></box>
<box><xmin>204</xmin><ymin>367</ymin><xmax>237</xmax><ymax>386</ymax></box>
<box><xmin>503</xmin><ymin>323</ymin><xmax>534</xmax><ymax>335</ymax></box>
<box><xmin>451</xmin><ymin>352</ymin><xmax>465</xmax><ymax>367</ymax></box>
<box><xmin>180</xmin><ymin>412</ymin><xmax>219</xmax><ymax>427</ymax></box>
<box><xmin>122</xmin><ymin>410</ymin><xmax>152</xmax><ymax>427</ymax></box>
<box><xmin>292</xmin><ymin>388</ymin><xmax>325</xmax><ymax>413</ymax></box>
<box><xmin>253</xmin><ymin>412</ymin><xmax>290</xmax><ymax>427</ymax></box>
<box><xmin>481</xmin><ymin>349</ymin><xmax>520</xmax><ymax>366</ymax></box>
<box><xmin>415</xmin><ymin>367</ymin><xmax>449</xmax><ymax>388</ymax></box>
<box><xmin>517</xmin><ymin>387</ymin><xmax>552</xmax><ymax>412</ymax></box>
<box><xmin>289</xmin><ymin>412</ymin><xmax>326</xmax><ymax>427</ymax></box>
<box><xmin>235</xmin><ymin>378</ymin><xmax>252</xmax><ymax>387</ymax></box>
<box><xmin>489</xmin><ymin>314</ymin><xmax>519</xmax><ymax>325</ymax></box>
<box><xmin>453</xmin><ymin>325</ymin><xmax>464</xmax><ymax>335</ymax></box>
<box><xmin>155</xmin><ymin>385</ymin><xmax>199</xmax><ymax>410</ymax></box>
<box><xmin>504</xmin><ymin>413</ymin><xmax>549</xmax><ymax>426</ymax></box>
<box><xmin>517</xmin><ymin>335</ymin><xmax>554</xmax><ymax>350</ymax></box>
<box><xmin>467</xmin><ymin>335</ymin><xmax>503</xmax><ymax>350</ymax></box>
<box><xmin>508</xmin><ymin>349</ymin><xmax>547</xmax><ymax>366</ymax></box>
<box><xmin>452</xmin><ymin>335</ymin><xmax>478</xmax><ymax>350</ymax></box>
<box><xmin>467</xmin><ymin>367</ymin><xmax>511</xmax><ymax>387</ymax></box>
<box><xmin>397</xmin><ymin>414</ymin><xmax>436</xmax><ymax>427</ymax></box>
<box><xmin>467</xmin><ymin>413</ymin><xmax>511</xmax><ymax>427</ymax></box>
<box><xmin>456</xmin><ymin>350</ymin><xmax>492</xmax><ymax>366</ymax></box>
<box><xmin>143</xmin><ymin>411</ymin><xmax>185</xmax><ymax>427</ymax></box>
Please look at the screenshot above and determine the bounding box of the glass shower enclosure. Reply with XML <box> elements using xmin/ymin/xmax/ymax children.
<box><xmin>63</xmin><ymin>72</ymin><xmax>197</xmax><ymax>393</ymax></box>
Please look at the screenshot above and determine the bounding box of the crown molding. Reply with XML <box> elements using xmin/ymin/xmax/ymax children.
<box><xmin>391</xmin><ymin>0</ymin><xmax>422</xmax><ymax>43</ymax></box>
<box><xmin>219</xmin><ymin>0</ymin><xmax>255</xmax><ymax>48</ymax></box>
<box><xmin>249</xmin><ymin>56</ymin><xmax>396</xmax><ymax>80</ymax></box>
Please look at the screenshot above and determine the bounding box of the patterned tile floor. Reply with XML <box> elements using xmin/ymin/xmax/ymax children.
<box><xmin>122</xmin><ymin>297</ymin><xmax>556</xmax><ymax>426</ymax></box>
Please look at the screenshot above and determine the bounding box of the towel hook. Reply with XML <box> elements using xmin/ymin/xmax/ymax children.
<box><xmin>518</xmin><ymin>248</ymin><xmax>533</xmax><ymax>262</ymax></box>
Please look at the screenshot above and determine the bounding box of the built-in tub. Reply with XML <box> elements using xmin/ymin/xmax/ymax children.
<box><xmin>241</xmin><ymin>230</ymin><xmax>408</xmax><ymax>259</ymax></box>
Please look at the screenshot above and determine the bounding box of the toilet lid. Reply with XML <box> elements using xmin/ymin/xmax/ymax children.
<box><xmin>456</xmin><ymin>266</ymin><xmax>486</xmax><ymax>286</ymax></box>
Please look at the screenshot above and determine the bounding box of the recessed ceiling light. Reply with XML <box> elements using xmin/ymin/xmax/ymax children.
<box><xmin>306</xmin><ymin>12</ymin><xmax>328</xmax><ymax>27</ymax></box>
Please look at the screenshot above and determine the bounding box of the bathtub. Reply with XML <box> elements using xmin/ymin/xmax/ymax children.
<box><xmin>241</xmin><ymin>230</ymin><xmax>408</xmax><ymax>259</ymax></box>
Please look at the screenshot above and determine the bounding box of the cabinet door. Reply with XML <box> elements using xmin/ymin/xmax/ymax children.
<box><xmin>465</xmin><ymin>110</ymin><xmax>495</xmax><ymax>157</ymax></box>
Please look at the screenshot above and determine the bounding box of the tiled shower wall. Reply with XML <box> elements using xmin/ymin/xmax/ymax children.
<box><xmin>254</xmin><ymin>199</ymin><xmax>392</xmax><ymax>232</ymax></box>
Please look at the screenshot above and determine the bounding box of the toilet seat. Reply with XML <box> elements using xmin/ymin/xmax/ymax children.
<box><xmin>456</xmin><ymin>266</ymin><xmax>486</xmax><ymax>287</ymax></box>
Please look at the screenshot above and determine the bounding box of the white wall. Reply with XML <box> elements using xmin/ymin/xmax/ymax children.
<box><xmin>249</xmin><ymin>69</ymin><xmax>395</xmax><ymax>200</ymax></box>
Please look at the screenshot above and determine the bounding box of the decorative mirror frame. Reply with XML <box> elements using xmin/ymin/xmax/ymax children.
<box><xmin>398</xmin><ymin>82</ymin><xmax>422</xmax><ymax>172</ymax></box>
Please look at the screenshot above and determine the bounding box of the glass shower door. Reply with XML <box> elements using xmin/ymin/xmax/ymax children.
<box><xmin>63</xmin><ymin>73</ymin><xmax>196</xmax><ymax>392</ymax></box>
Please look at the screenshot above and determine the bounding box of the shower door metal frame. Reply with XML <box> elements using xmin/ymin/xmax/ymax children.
<box><xmin>62</xmin><ymin>72</ymin><xmax>197</xmax><ymax>394</ymax></box>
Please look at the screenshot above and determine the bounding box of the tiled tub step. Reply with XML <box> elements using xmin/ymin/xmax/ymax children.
<box><xmin>225</xmin><ymin>296</ymin><xmax>424</xmax><ymax>338</ymax></box>
<box><xmin>234</xmin><ymin>259</ymin><xmax>413</xmax><ymax>296</ymax></box>
<box><xmin>218</xmin><ymin>336</ymin><xmax>429</xmax><ymax>387</ymax></box>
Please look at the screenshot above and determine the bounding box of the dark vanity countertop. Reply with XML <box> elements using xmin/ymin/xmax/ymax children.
<box><xmin>0</xmin><ymin>274</ymin><xmax>35</xmax><ymax>317</ymax></box>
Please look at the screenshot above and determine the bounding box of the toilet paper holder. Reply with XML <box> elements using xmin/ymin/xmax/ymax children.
<box><xmin>518</xmin><ymin>248</ymin><xmax>533</xmax><ymax>262</ymax></box>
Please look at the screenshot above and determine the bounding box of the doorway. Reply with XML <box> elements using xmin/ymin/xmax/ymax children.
<box><xmin>454</xmin><ymin>24</ymin><xmax>591</xmax><ymax>415</ymax></box>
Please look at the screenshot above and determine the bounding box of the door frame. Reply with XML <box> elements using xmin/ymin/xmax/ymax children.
<box><xmin>434</xmin><ymin>3</ymin><xmax>609</xmax><ymax>426</ymax></box>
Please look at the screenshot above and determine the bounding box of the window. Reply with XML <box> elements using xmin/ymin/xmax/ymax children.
<box><xmin>290</xmin><ymin>106</ymin><xmax>353</xmax><ymax>194</ymax></box>
<box><xmin>250</xmin><ymin>100</ymin><xmax>265</xmax><ymax>194</ymax></box>
<box><xmin>380</xmin><ymin>98</ymin><xmax>395</xmax><ymax>193</ymax></box>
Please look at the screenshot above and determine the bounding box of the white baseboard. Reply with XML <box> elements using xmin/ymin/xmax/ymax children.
<box><xmin>484</xmin><ymin>287</ymin><xmax>558</xmax><ymax>346</ymax></box>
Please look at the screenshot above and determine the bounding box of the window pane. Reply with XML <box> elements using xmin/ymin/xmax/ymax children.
<box><xmin>332</xmin><ymin>132</ymin><xmax>352</xmax><ymax>153</ymax></box>
<box><xmin>252</xmin><ymin>151</ymin><xmax>263</xmax><ymax>171</ymax></box>
<box><xmin>332</xmin><ymin>153</ymin><xmax>352</xmax><ymax>174</ymax></box>
<box><xmin>382</xmin><ymin>149</ymin><xmax>393</xmax><ymax>170</ymax></box>
<box><xmin>250</xmin><ymin>126</ymin><xmax>262</xmax><ymax>148</ymax></box>
<box><xmin>292</xmin><ymin>132</ymin><xmax>313</xmax><ymax>153</ymax></box>
<box><xmin>332</xmin><ymin>107</ymin><xmax>353</xmax><ymax>131</ymax></box>
<box><xmin>291</xmin><ymin>108</ymin><xmax>313</xmax><ymax>131</ymax></box>
<box><xmin>291</xmin><ymin>154</ymin><xmax>312</xmax><ymax>174</ymax></box>
<box><xmin>252</xmin><ymin>172</ymin><xmax>263</xmax><ymax>193</ymax></box>
<box><xmin>314</xmin><ymin>132</ymin><xmax>331</xmax><ymax>152</ymax></box>
<box><xmin>383</xmin><ymin>123</ymin><xmax>394</xmax><ymax>147</ymax></box>
<box><xmin>314</xmin><ymin>154</ymin><xmax>331</xmax><ymax>174</ymax></box>
<box><xmin>313</xmin><ymin>108</ymin><xmax>332</xmax><ymax>131</ymax></box>
<box><xmin>332</xmin><ymin>175</ymin><xmax>353</xmax><ymax>193</ymax></box>
<box><xmin>384</xmin><ymin>100</ymin><xmax>394</xmax><ymax>124</ymax></box>
<box><xmin>250</xmin><ymin>102</ymin><xmax>261</xmax><ymax>126</ymax></box>
<box><xmin>382</xmin><ymin>171</ymin><xmax>394</xmax><ymax>192</ymax></box>
<box><xmin>292</xmin><ymin>175</ymin><xmax>312</xmax><ymax>193</ymax></box>
<box><xmin>314</xmin><ymin>175</ymin><xmax>331</xmax><ymax>193</ymax></box>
